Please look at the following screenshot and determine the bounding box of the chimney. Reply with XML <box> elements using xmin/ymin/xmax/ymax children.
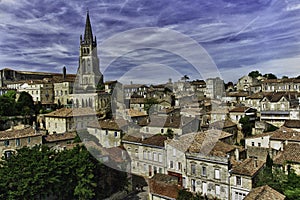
<box><xmin>63</xmin><ymin>66</ymin><xmax>66</xmax><ymax>80</ymax></box>
<box><xmin>142</xmin><ymin>135</ymin><xmax>145</xmax><ymax>141</ymax></box>
<box><xmin>254</xmin><ymin>158</ymin><xmax>258</xmax><ymax>168</ymax></box>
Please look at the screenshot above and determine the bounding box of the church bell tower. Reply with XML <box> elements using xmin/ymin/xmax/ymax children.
<box><xmin>77</xmin><ymin>11</ymin><xmax>103</xmax><ymax>91</ymax></box>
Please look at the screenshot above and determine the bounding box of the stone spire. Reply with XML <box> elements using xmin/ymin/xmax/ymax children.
<box><xmin>84</xmin><ymin>10</ymin><xmax>93</xmax><ymax>45</ymax></box>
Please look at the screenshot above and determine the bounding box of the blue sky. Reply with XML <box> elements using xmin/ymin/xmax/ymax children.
<box><xmin>1</xmin><ymin>0</ymin><xmax>300</xmax><ymax>83</ymax></box>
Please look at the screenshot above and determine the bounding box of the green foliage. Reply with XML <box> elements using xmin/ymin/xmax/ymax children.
<box><xmin>177</xmin><ymin>189</ymin><xmax>204</xmax><ymax>200</ymax></box>
<box><xmin>165</xmin><ymin>128</ymin><xmax>174</xmax><ymax>139</ymax></box>
<box><xmin>248</xmin><ymin>70</ymin><xmax>262</xmax><ymax>79</ymax></box>
<box><xmin>263</xmin><ymin>73</ymin><xmax>277</xmax><ymax>79</ymax></box>
<box><xmin>257</xmin><ymin>166</ymin><xmax>300</xmax><ymax>200</ymax></box>
<box><xmin>3</xmin><ymin>90</ymin><xmax>16</xmax><ymax>99</ymax></box>
<box><xmin>239</xmin><ymin>116</ymin><xmax>254</xmax><ymax>137</ymax></box>
<box><xmin>264</xmin><ymin>124</ymin><xmax>278</xmax><ymax>132</ymax></box>
<box><xmin>0</xmin><ymin>145</ymin><xmax>128</xmax><ymax>200</ymax></box>
<box><xmin>144</xmin><ymin>98</ymin><xmax>159</xmax><ymax>114</ymax></box>
<box><xmin>0</xmin><ymin>95</ymin><xmax>16</xmax><ymax>116</ymax></box>
<box><xmin>17</xmin><ymin>92</ymin><xmax>35</xmax><ymax>115</ymax></box>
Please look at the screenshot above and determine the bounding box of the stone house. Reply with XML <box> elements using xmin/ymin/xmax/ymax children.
<box><xmin>229</xmin><ymin>106</ymin><xmax>257</xmax><ymax>124</ymax></box>
<box><xmin>43</xmin><ymin>132</ymin><xmax>77</xmax><ymax>150</ymax></box>
<box><xmin>122</xmin><ymin>134</ymin><xmax>168</xmax><ymax>177</ymax></box>
<box><xmin>283</xmin><ymin>119</ymin><xmax>300</xmax><ymax>132</ymax></box>
<box><xmin>230</xmin><ymin>158</ymin><xmax>265</xmax><ymax>200</ymax></box>
<box><xmin>44</xmin><ymin>107</ymin><xmax>96</xmax><ymax>134</ymax></box>
<box><xmin>87</xmin><ymin>119</ymin><xmax>127</xmax><ymax>148</ymax></box>
<box><xmin>273</xmin><ymin>143</ymin><xmax>300</xmax><ymax>175</ymax></box>
<box><xmin>123</xmin><ymin>84</ymin><xmax>148</xmax><ymax>99</ymax></box>
<box><xmin>261</xmin><ymin>78</ymin><xmax>300</xmax><ymax>92</ymax></box>
<box><xmin>185</xmin><ymin>131</ymin><xmax>240</xmax><ymax>200</ymax></box>
<box><xmin>18</xmin><ymin>79</ymin><xmax>54</xmax><ymax>105</ymax></box>
<box><xmin>53</xmin><ymin>74</ymin><xmax>75</xmax><ymax>106</ymax></box>
<box><xmin>0</xmin><ymin>125</ymin><xmax>43</xmax><ymax>159</ymax></box>
<box><xmin>148</xmin><ymin>173</ymin><xmax>180</xmax><ymax>200</ymax></box>
<box><xmin>260</xmin><ymin>92</ymin><xmax>299</xmax><ymax>126</ymax></box>
<box><xmin>165</xmin><ymin>133</ymin><xmax>197</xmax><ymax>188</ymax></box>
<box><xmin>205</xmin><ymin>77</ymin><xmax>225</xmax><ymax>100</ymax></box>
<box><xmin>236</xmin><ymin>75</ymin><xmax>259</xmax><ymax>92</ymax></box>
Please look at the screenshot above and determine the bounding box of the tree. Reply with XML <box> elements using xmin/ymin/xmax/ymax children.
<box><xmin>248</xmin><ymin>70</ymin><xmax>262</xmax><ymax>79</ymax></box>
<box><xmin>239</xmin><ymin>116</ymin><xmax>254</xmax><ymax>137</ymax></box>
<box><xmin>263</xmin><ymin>73</ymin><xmax>277</xmax><ymax>79</ymax></box>
<box><xmin>282</xmin><ymin>75</ymin><xmax>289</xmax><ymax>79</ymax></box>
<box><xmin>0</xmin><ymin>95</ymin><xmax>16</xmax><ymax>116</ymax></box>
<box><xmin>165</xmin><ymin>128</ymin><xmax>174</xmax><ymax>139</ymax></box>
<box><xmin>181</xmin><ymin>75</ymin><xmax>190</xmax><ymax>82</ymax></box>
<box><xmin>144</xmin><ymin>98</ymin><xmax>159</xmax><ymax>114</ymax></box>
<box><xmin>16</xmin><ymin>91</ymin><xmax>35</xmax><ymax>114</ymax></box>
<box><xmin>0</xmin><ymin>145</ymin><xmax>128</xmax><ymax>200</ymax></box>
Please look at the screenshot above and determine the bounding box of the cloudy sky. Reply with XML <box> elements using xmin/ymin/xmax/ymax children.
<box><xmin>1</xmin><ymin>0</ymin><xmax>300</xmax><ymax>84</ymax></box>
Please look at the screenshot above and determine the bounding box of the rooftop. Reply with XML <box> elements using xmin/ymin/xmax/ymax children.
<box><xmin>273</xmin><ymin>143</ymin><xmax>300</xmax><ymax>165</ymax></box>
<box><xmin>0</xmin><ymin>126</ymin><xmax>42</xmax><ymax>140</ymax></box>
<box><xmin>45</xmin><ymin>107</ymin><xmax>96</xmax><ymax>118</ymax></box>
<box><xmin>231</xmin><ymin>158</ymin><xmax>265</xmax><ymax>177</ymax></box>
<box><xmin>149</xmin><ymin>173</ymin><xmax>180</xmax><ymax>199</ymax></box>
<box><xmin>244</xmin><ymin>185</ymin><xmax>285</xmax><ymax>200</ymax></box>
<box><xmin>43</xmin><ymin>132</ymin><xmax>77</xmax><ymax>143</ymax></box>
<box><xmin>122</xmin><ymin>134</ymin><xmax>168</xmax><ymax>147</ymax></box>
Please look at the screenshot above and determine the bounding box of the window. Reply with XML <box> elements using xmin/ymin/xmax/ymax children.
<box><xmin>4</xmin><ymin>140</ymin><xmax>9</xmax><ymax>146</ymax></box>
<box><xmin>177</xmin><ymin>162</ymin><xmax>182</xmax><ymax>171</ymax></box>
<box><xmin>55</xmin><ymin>123</ymin><xmax>57</xmax><ymax>129</ymax></box>
<box><xmin>236</xmin><ymin>176</ymin><xmax>241</xmax><ymax>186</ymax></box>
<box><xmin>191</xmin><ymin>179</ymin><xmax>196</xmax><ymax>192</ymax></box>
<box><xmin>148</xmin><ymin>151</ymin><xmax>151</xmax><ymax>160</ymax></box>
<box><xmin>28</xmin><ymin>137</ymin><xmax>31</xmax><ymax>143</ymax></box>
<box><xmin>216</xmin><ymin>185</ymin><xmax>220</xmax><ymax>196</ymax></box>
<box><xmin>161</xmin><ymin>129</ymin><xmax>164</xmax><ymax>133</ymax></box>
<box><xmin>154</xmin><ymin>166</ymin><xmax>157</xmax><ymax>174</ymax></box>
<box><xmin>159</xmin><ymin>168</ymin><xmax>162</xmax><ymax>173</ymax></box>
<box><xmin>202</xmin><ymin>166</ymin><xmax>207</xmax><ymax>176</ymax></box>
<box><xmin>158</xmin><ymin>153</ymin><xmax>162</xmax><ymax>163</ymax></box>
<box><xmin>143</xmin><ymin>150</ymin><xmax>147</xmax><ymax>159</ymax></box>
<box><xmin>144</xmin><ymin>164</ymin><xmax>147</xmax><ymax>172</ymax></box>
<box><xmin>252</xmin><ymin>142</ymin><xmax>254</xmax><ymax>146</ymax></box>
<box><xmin>114</xmin><ymin>131</ymin><xmax>118</xmax><ymax>137</ymax></box>
<box><xmin>105</xmin><ymin>130</ymin><xmax>108</xmax><ymax>135</ymax></box>
<box><xmin>258</xmin><ymin>143</ymin><xmax>261</xmax><ymax>147</ymax></box>
<box><xmin>153</xmin><ymin>152</ymin><xmax>158</xmax><ymax>161</ymax></box>
<box><xmin>170</xmin><ymin>161</ymin><xmax>174</xmax><ymax>168</ymax></box>
<box><xmin>4</xmin><ymin>151</ymin><xmax>13</xmax><ymax>159</ymax></box>
<box><xmin>16</xmin><ymin>138</ymin><xmax>20</xmax><ymax>146</ymax></box>
<box><xmin>214</xmin><ymin>169</ymin><xmax>220</xmax><ymax>179</ymax></box>
<box><xmin>135</xmin><ymin>149</ymin><xmax>138</xmax><ymax>158</ymax></box>
<box><xmin>173</xmin><ymin>148</ymin><xmax>176</xmax><ymax>157</ymax></box>
<box><xmin>191</xmin><ymin>164</ymin><xmax>196</xmax><ymax>175</ymax></box>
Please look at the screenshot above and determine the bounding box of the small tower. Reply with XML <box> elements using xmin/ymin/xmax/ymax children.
<box><xmin>76</xmin><ymin>11</ymin><xmax>103</xmax><ymax>91</ymax></box>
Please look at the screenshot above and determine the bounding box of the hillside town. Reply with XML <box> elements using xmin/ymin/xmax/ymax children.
<box><xmin>1</xmin><ymin>12</ymin><xmax>300</xmax><ymax>200</ymax></box>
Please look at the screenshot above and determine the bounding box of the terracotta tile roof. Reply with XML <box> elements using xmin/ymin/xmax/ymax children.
<box><xmin>124</xmin><ymin>84</ymin><xmax>148</xmax><ymax>89</ymax></box>
<box><xmin>187</xmin><ymin>130</ymin><xmax>236</xmax><ymax>156</ymax></box>
<box><xmin>149</xmin><ymin>173</ymin><xmax>180</xmax><ymax>199</ymax></box>
<box><xmin>87</xmin><ymin>119</ymin><xmax>128</xmax><ymax>131</ymax></box>
<box><xmin>229</xmin><ymin>106</ymin><xmax>250</xmax><ymax>113</ymax></box>
<box><xmin>45</xmin><ymin>107</ymin><xmax>96</xmax><ymax>118</ymax></box>
<box><xmin>227</xmin><ymin>92</ymin><xmax>249</xmax><ymax>97</ymax></box>
<box><xmin>166</xmin><ymin>132</ymin><xmax>198</xmax><ymax>152</ymax></box>
<box><xmin>262</xmin><ymin>92</ymin><xmax>299</xmax><ymax>102</ymax></box>
<box><xmin>283</xmin><ymin>120</ymin><xmax>300</xmax><ymax>129</ymax></box>
<box><xmin>0</xmin><ymin>126</ymin><xmax>42</xmax><ymax>140</ymax></box>
<box><xmin>127</xmin><ymin>109</ymin><xmax>148</xmax><ymax>117</ymax></box>
<box><xmin>247</xmin><ymin>92</ymin><xmax>269</xmax><ymax>99</ymax></box>
<box><xmin>130</xmin><ymin>98</ymin><xmax>146</xmax><ymax>104</ymax></box>
<box><xmin>245</xmin><ymin>131</ymin><xmax>274</xmax><ymax>139</ymax></box>
<box><xmin>209</xmin><ymin>119</ymin><xmax>237</xmax><ymax>129</ymax></box>
<box><xmin>231</xmin><ymin>158</ymin><xmax>265</xmax><ymax>177</ymax></box>
<box><xmin>122</xmin><ymin>134</ymin><xmax>168</xmax><ymax>147</ymax></box>
<box><xmin>273</xmin><ymin>143</ymin><xmax>300</xmax><ymax>165</ymax></box>
<box><xmin>270</xmin><ymin>127</ymin><xmax>300</xmax><ymax>142</ymax></box>
<box><xmin>244</xmin><ymin>185</ymin><xmax>285</xmax><ymax>200</ymax></box>
<box><xmin>138</xmin><ymin>115</ymin><xmax>181</xmax><ymax>129</ymax></box>
<box><xmin>52</xmin><ymin>74</ymin><xmax>76</xmax><ymax>83</ymax></box>
<box><xmin>43</xmin><ymin>132</ymin><xmax>77</xmax><ymax>142</ymax></box>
